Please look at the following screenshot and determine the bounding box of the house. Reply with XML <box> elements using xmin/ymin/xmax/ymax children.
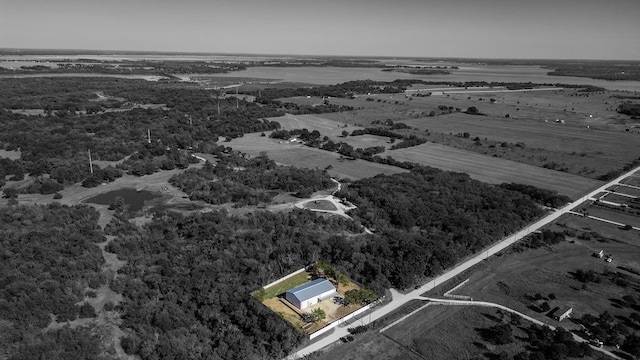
<box><xmin>552</xmin><ymin>306</ymin><xmax>573</xmax><ymax>321</ymax></box>
<box><xmin>285</xmin><ymin>278</ymin><xmax>337</xmax><ymax>310</ymax></box>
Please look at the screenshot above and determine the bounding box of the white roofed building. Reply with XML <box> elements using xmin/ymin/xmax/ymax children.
<box><xmin>285</xmin><ymin>278</ymin><xmax>337</xmax><ymax>310</ymax></box>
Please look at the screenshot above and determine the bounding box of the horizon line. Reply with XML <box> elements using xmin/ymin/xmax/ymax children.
<box><xmin>1</xmin><ymin>47</ymin><xmax>639</xmax><ymax>63</ymax></box>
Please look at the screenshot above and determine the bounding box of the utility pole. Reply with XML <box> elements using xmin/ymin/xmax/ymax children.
<box><xmin>88</xmin><ymin>150</ymin><xmax>94</xmax><ymax>174</ymax></box>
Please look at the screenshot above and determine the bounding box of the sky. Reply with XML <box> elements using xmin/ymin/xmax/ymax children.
<box><xmin>1</xmin><ymin>0</ymin><xmax>639</xmax><ymax>60</ymax></box>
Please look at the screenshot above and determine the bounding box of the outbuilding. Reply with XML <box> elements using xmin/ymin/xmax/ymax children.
<box><xmin>552</xmin><ymin>306</ymin><xmax>573</xmax><ymax>321</ymax></box>
<box><xmin>285</xmin><ymin>278</ymin><xmax>337</xmax><ymax>310</ymax></box>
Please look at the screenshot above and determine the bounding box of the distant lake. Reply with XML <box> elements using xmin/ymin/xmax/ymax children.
<box><xmin>85</xmin><ymin>188</ymin><xmax>162</xmax><ymax>212</ymax></box>
<box><xmin>209</xmin><ymin>66</ymin><xmax>640</xmax><ymax>92</ymax></box>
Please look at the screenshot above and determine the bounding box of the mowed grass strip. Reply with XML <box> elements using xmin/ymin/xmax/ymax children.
<box><xmin>388</xmin><ymin>142</ymin><xmax>602</xmax><ymax>199</ymax></box>
<box><xmin>261</xmin><ymin>271</ymin><xmax>311</xmax><ymax>300</ymax></box>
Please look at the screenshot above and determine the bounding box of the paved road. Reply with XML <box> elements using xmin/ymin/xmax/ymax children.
<box><xmin>286</xmin><ymin>166</ymin><xmax>640</xmax><ymax>359</ymax></box>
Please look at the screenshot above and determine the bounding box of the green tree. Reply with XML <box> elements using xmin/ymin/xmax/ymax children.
<box><xmin>109</xmin><ymin>196</ymin><xmax>125</xmax><ymax>212</ymax></box>
<box><xmin>311</xmin><ymin>308</ymin><xmax>326</xmax><ymax>322</ymax></box>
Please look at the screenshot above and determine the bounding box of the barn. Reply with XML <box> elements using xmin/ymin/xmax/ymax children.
<box><xmin>552</xmin><ymin>306</ymin><xmax>573</xmax><ymax>321</ymax></box>
<box><xmin>285</xmin><ymin>278</ymin><xmax>337</xmax><ymax>310</ymax></box>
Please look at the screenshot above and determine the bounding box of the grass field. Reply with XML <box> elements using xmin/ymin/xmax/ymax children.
<box><xmin>302</xmin><ymin>200</ymin><xmax>338</xmax><ymax>211</ymax></box>
<box><xmin>387</xmin><ymin>142</ymin><xmax>602</xmax><ymax>199</ymax></box>
<box><xmin>260</xmin><ymin>271</ymin><xmax>312</xmax><ymax>300</ymax></box>
<box><xmin>226</xmin><ymin>133</ymin><xmax>408</xmax><ymax>180</ymax></box>
<box><xmin>450</xmin><ymin>216</ymin><xmax>640</xmax><ymax>329</ymax></box>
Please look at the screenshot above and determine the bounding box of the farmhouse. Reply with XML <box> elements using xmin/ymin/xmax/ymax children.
<box><xmin>552</xmin><ymin>306</ymin><xmax>573</xmax><ymax>321</ymax></box>
<box><xmin>285</xmin><ymin>278</ymin><xmax>337</xmax><ymax>310</ymax></box>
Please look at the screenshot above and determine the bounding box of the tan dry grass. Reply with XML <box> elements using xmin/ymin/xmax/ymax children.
<box><xmin>388</xmin><ymin>142</ymin><xmax>601</xmax><ymax>199</ymax></box>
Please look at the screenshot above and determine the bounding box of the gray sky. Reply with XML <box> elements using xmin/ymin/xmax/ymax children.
<box><xmin>1</xmin><ymin>0</ymin><xmax>639</xmax><ymax>60</ymax></box>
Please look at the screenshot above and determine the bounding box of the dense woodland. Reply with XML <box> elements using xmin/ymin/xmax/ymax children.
<box><xmin>107</xmin><ymin>162</ymin><xmax>546</xmax><ymax>359</ymax></box>
<box><xmin>0</xmin><ymin>204</ymin><xmax>108</xmax><ymax>359</ymax></box>
<box><xmin>170</xmin><ymin>152</ymin><xmax>334</xmax><ymax>205</ymax></box>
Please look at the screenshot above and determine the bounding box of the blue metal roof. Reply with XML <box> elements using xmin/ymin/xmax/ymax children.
<box><xmin>287</xmin><ymin>278</ymin><xmax>336</xmax><ymax>303</ymax></box>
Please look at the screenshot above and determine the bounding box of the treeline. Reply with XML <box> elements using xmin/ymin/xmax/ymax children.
<box><xmin>255</xmin><ymin>80</ymin><xmax>417</xmax><ymax>100</ymax></box>
<box><xmin>170</xmin><ymin>152</ymin><xmax>334</xmax><ymax>205</ymax></box>
<box><xmin>257</xmin><ymin>98</ymin><xmax>354</xmax><ymax>114</ymax></box>
<box><xmin>390</xmin><ymin>135</ymin><xmax>428</xmax><ymax>150</ymax></box>
<box><xmin>350</xmin><ymin>127</ymin><xmax>405</xmax><ymax>139</ymax></box>
<box><xmin>0</xmin><ymin>204</ymin><xmax>106</xmax><ymax>359</ymax></box>
<box><xmin>499</xmin><ymin>183</ymin><xmax>571</xmax><ymax>208</ymax></box>
<box><xmin>617</xmin><ymin>102</ymin><xmax>640</xmax><ymax>117</ymax></box>
<box><xmin>548</xmin><ymin>63</ymin><xmax>640</xmax><ymax>81</ymax></box>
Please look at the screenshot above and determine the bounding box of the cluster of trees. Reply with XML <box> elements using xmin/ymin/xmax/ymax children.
<box><xmin>513</xmin><ymin>324</ymin><xmax>592</xmax><ymax>359</ymax></box>
<box><xmin>312</xmin><ymin>261</ymin><xmax>349</xmax><ymax>289</ymax></box>
<box><xmin>617</xmin><ymin>102</ymin><xmax>640</xmax><ymax>117</ymax></box>
<box><xmin>499</xmin><ymin>183</ymin><xmax>571</xmax><ymax>208</ymax></box>
<box><xmin>390</xmin><ymin>135</ymin><xmax>428</xmax><ymax>150</ymax></box>
<box><xmin>169</xmin><ymin>152</ymin><xmax>334</xmax><ymax>205</ymax></box>
<box><xmin>580</xmin><ymin>311</ymin><xmax>638</xmax><ymax>352</ymax></box>
<box><xmin>256</xmin><ymin>98</ymin><xmax>353</xmax><ymax>114</ymax></box>
<box><xmin>517</xmin><ymin>230</ymin><xmax>565</xmax><ymax>250</ymax></box>
<box><xmin>269</xmin><ymin>128</ymin><xmax>324</xmax><ymax>146</ymax></box>
<box><xmin>349</xmin><ymin>127</ymin><xmax>404</xmax><ymax>139</ymax></box>
<box><xmin>344</xmin><ymin>288</ymin><xmax>379</xmax><ymax>305</ymax></box>
<box><xmin>0</xmin><ymin>204</ymin><xmax>106</xmax><ymax>359</ymax></box>
<box><xmin>472</xmin><ymin>311</ymin><xmax>593</xmax><ymax>360</ymax></box>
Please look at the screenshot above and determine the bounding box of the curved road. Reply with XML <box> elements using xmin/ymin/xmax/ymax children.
<box><xmin>286</xmin><ymin>166</ymin><xmax>640</xmax><ymax>359</ymax></box>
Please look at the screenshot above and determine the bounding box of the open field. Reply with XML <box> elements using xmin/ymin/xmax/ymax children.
<box><xmin>387</xmin><ymin>142</ymin><xmax>602</xmax><ymax>199</ymax></box>
<box><xmin>226</xmin><ymin>133</ymin><xmax>408</xmax><ymax>180</ymax></box>
<box><xmin>0</xmin><ymin>149</ymin><xmax>21</xmax><ymax>160</ymax></box>
<box><xmin>279</xmin><ymin>88</ymin><xmax>640</xmax><ymax>180</ymax></box>
<box><xmin>383</xmin><ymin>306</ymin><xmax>527</xmax><ymax>360</ymax></box>
<box><xmin>274</xmin><ymin>113</ymin><xmax>359</xmax><ymax>138</ymax></box>
<box><xmin>302</xmin><ymin>199</ymin><xmax>338</xmax><ymax>211</ymax></box>
<box><xmin>443</xmin><ymin>214</ymin><xmax>640</xmax><ymax>325</ymax></box>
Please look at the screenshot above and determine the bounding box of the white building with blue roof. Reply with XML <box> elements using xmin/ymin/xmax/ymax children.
<box><xmin>285</xmin><ymin>278</ymin><xmax>338</xmax><ymax>310</ymax></box>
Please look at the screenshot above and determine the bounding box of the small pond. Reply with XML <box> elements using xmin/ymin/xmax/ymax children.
<box><xmin>85</xmin><ymin>188</ymin><xmax>162</xmax><ymax>212</ymax></box>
